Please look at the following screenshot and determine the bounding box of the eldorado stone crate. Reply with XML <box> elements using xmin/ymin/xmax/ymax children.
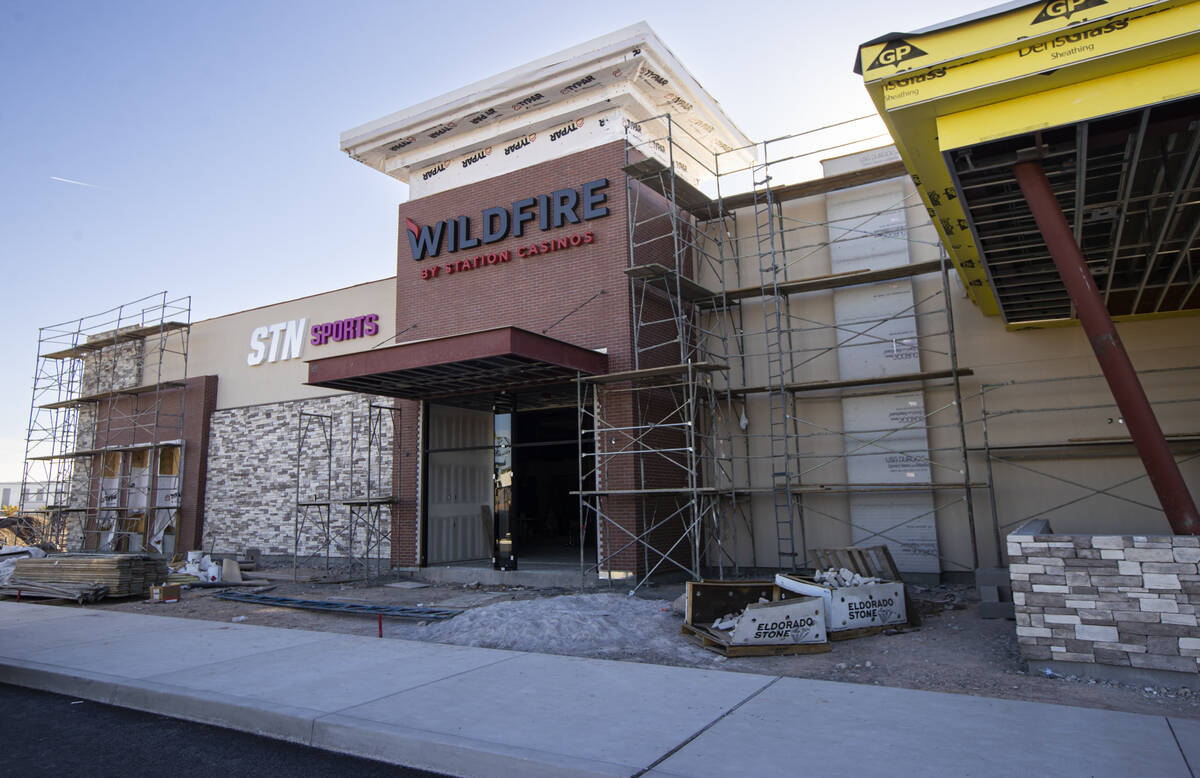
<box><xmin>775</xmin><ymin>573</ymin><xmax>907</xmax><ymax>631</ymax></box>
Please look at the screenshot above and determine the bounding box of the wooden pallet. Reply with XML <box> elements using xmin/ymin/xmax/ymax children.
<box><xmin>829</xmin><ymin>625</ymin><xmax>885</xmax><ymax>641</ymax></box>
<box><xmin>810</xmin><ymin>545</ymin><xmax>922</xmax><ymax>628</ymax></box>
<box><xmin>680</xmin><ymin>622</ymin><xmax>831</xmax><ymax>657</ymax></box>
<box><xmin>811</xmin><ymin>545</ymin><xmax>900</xmax><ymax>579</ymax></box>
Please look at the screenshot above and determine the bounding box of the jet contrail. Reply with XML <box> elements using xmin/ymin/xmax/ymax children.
<box><xmin>50</xmin><ymin>176</ymin><xmax>103</xmax><ymax>189</ymax></box>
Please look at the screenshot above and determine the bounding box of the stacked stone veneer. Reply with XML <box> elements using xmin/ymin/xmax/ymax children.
<box><xmin>1009</xmin><ymin>523</ymin><xmax>1200</xmax><ymax>676</ymax></box>
<box><xmin>203</xmin><ymin>393</ymin><xmax>396</xmax><ymax>557</ymax></box>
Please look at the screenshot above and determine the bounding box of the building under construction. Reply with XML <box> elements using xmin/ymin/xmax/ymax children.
<box><xmin>19</xmin><ymin>12</ymin><xmax>1200</xmax><ymax>589</ymax></box>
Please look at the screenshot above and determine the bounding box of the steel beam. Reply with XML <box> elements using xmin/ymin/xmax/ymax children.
<box><xmin>1013</xmin><ymin>158</ymin><xmax>1199</xmax><ymax>535</ymax></box>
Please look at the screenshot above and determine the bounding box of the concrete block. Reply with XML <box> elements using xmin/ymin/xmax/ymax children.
<box><xmin>1013</xmin><ymin>592</ymin><xmax>1026</xmax><ymax>606</ymax></box>
<box><xmin>1092</xmin><ymin>647</ymin><xmax>1132</xmax><ymax>666</ymax></box>
<box><xmin>1142</xmin><ymin>563</ymin><xmax>1198</xmax><ymax>575</ymax></box>
<box><xmin>1007</xmin><ymin>542</ymin><xmax>1023</xmax><ymax>558</ymax></box>
<box><xmin>1117</xmin><ymin>561</ymin><xmax>1141</xmax><ymax>576</ymax></box>
<box><xmin>1125</xmin><ymin>549</ymin><xmax>1174</xmax><ymax>563</ymax></box>
<box><xmin>1139</xmin><ymin>598</ymin><xmax>1179</xmax><ymax>614</ymax></box>
<box><xmin>1143</xmin><ymin>573</ymin><xmax>1181</xmax><ymax>590</ymax></box>
<box><xmin>1101</xmin><ymin>550</ymin><xmax>1125</xmax><ymax>559</ymax></box>
<box><xmin>1029</xmin><ymin>574</ymin><xmax>1067</xmax><ymax>585</ymax></box>
<box><xmin>1009</xmin><ymin>564</ymin><xmax>1044</xmax><ymax>575</ymax></box>
<box><xmin>1181</xmin><ymin>638</ymin><xmax>1200</xmax><ymax>652</ymax></box>
<box><xmin>1162</xmin><ymin>614</ymin><xmax>1198</xmax><ymax>626</ymax></box>
<box><xmin>1065</xmin><ymin>599</ymin><xmax>1097</xmax><ymax>609</ymax></box>
<box><xmin>1112</xmin><ymin>610</ymin><xmax>1161</xmax><ymax>623</ymax></box>
<box><xmin>1016</xmin><ymin>626</ymin><xmax>1052</xmax><ymax>638</ymax></box>
<box><xmin>1032</xmin><ymin>584</ymin><xmax>1069</xmax><ymax>594</ymax></box>
<box><xmin>1027</xmin><ymin>556</ymin><xmax>1067</xmax><ymax>566</ymax></box>
<box><xmin>1044</xmin><ymin>614</ymin><xmax>1081</xmax><ymax>625</ymax></box>
<box><xmin>1147</xmin><ymin>636</ymin><xmax>1180</xmax><ymax>655</ymax></box>
<box><xmin>1065</xmin><ymin>571</ymin><xmax>1092</xmax><ymax>586</ymax></box>
<box><xmin>1090</xmin><ymin>536</ymin><xmax>1129</xmax><ymax>549</ymax></box>
<box><xmin>1129</xmin><ymin>653</ymin><xmax>1199</xmax><ymax>673</ymax></box>
<box><xmin>1175</xmin><ymin>536</ymin><xmax>1200</xmax><ymax>547</ymax></box>
<box><xmin>1075</xmin><ymin>624</ymin><xmax>1118</xmax><ymax>642</ymax></box>
<box><xmin>1093</xmin><ymin>642</ymin><xmax>1148</xmax><ymax>654</ymax></box>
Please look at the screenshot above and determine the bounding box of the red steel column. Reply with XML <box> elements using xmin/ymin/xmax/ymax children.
<box><xmin>1014</xmin><ymin>158</ymin><xmax>1199</xmax><ymax>534</ymax></box>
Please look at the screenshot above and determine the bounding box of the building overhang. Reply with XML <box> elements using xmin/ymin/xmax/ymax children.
<box><xmin>306</xmin><ymin>327</ymin><xmax>608</xmax><ymax>406</ymax></box>
<box><xmin>856</xmin><ymin>0</ymin><xmax>1200</xmax><ymax>326</ymax></box>
<box><xmin>339</xmin><ymin>22</ymin><xmax>754</xmax><ymax>192</ymax></box>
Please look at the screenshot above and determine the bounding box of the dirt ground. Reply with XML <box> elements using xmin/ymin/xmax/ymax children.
<box><xmin>68</xmin><ymin>568</ymin><xmax>1200</xmax><ymax>720</ymax></box>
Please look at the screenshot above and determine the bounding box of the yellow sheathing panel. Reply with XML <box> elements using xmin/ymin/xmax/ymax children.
<box><xmin>938</xmin><ymin>51</ymin><xmax>1200</xmax><ymax>149</ymax></box>
<box><xmin>1005</xmin><ymin>308</ymin><xmax>1200</xmax><ymax>331</ymax></box>
<box><xmin>858</xmin><ymin>0</ymin><xmax>1200</xmax><ymax>319</ymax></box>
<box><xmin>859</xmin><ymin>0</ymin><xmax>1166</xmax><ymax>79</ymax></box>
<box><xmin>883</xmin><ymin>2</ymin><xmax>1200</xmax><ymax>110</ymax></box>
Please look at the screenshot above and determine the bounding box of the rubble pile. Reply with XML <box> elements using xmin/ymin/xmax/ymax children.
<box><xmin>813</xmin><ymin>567</ymin><xmax>883</xmax><ymax>587</ymax></box>
<box><xmin>711</xmin><ymin>596</ymin><xmax>769</xmax><ymax>632</ymax></box>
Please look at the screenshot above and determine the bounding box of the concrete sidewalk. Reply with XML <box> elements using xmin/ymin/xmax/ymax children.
<box><xmin>0</xmin><ymin>602</ymin><xmax>1195</xmax><ymax>777</ymax></box>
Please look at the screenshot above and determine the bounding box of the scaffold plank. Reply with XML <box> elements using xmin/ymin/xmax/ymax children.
<box><xmin>725</xmin><ymin>367</ymin><xmax>973</xmax><ymax>397</ymax></box>
<box><xmin>583</xmin><ymin>361</ymin><xmax>729</xmax><ymax>384</ymax></box>
<box><xmin>38</xmin><ymin>380</ymin><xmax>187</xmax><ymax>409</ymax></box>
<box><xmin>623</xmin><ymin>158</ymin><xmax>723</xmax><ymax>219</ymax></box>
<box><xmin>717</xmin><ymin>259</ymin><xmax>946</xmax><ymax>304</ymax></box>
<box><xmin>625</xmin><ymin>263</ymin><xmax>716</xmax><ymax>302</ymax></box>
<box><xmin>41</xmin><ymin>321</ymin><xmax>190</xmax><ymax>360</ymax></box>
<box><xmin>719</xmin><ymin>160</ymin><xmax>909</xmax><ymax>211</ymax></box>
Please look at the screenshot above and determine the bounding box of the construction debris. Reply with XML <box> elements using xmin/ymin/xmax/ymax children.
<box><xmin>681</xmin><ymin>580</ymin><xmax>831</xmax><ymax>657</ymax></box>
<box><xmin>0</xmin><ymin>580</ymin><xmax>108</xmax><ymax>603</ymax></box>
<box><xmin>813</xmin><ymin>567</ymin><xmax>883</xmax><ymax>587</ymax></box>
<box><xmin>215</xmin><ymin>591</ymin><xmax>463</xmax><ymax>621</ymax></box>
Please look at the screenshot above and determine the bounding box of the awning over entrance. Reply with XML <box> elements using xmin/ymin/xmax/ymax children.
<box><xmin>306</xmin><ymin>326</ymin><xmax>607</xmax><ymax>405</ymax></box>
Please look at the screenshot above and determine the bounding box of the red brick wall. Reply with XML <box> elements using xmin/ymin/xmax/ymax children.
<box><xmin>391</xmin><ymin>142</ymin><xmax>638</xmax><ymax>569</ymax></box>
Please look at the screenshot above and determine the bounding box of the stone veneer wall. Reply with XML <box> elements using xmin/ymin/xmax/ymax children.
<box><xmin>202</xmin><ymin>393</ymin><xmax>397</xmax><ymax>557</ymax></box>
<box><xmin>1009</xmin><ymin>521</ymin><xmax>1200</xmax><ymax>676</ymax></box>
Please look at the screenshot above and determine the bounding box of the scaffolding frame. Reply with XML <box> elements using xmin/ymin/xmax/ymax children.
<box><xmin>975</xmin><ymin>366</ymin><xmax>1200</xmax><ymax>564</ymax></box>
<box><xmin>578</xmin><ymin>115</ymin><xmax>983</xmax><ymax>591</ymax></box>
<box><xmin>344</xmin><ymin>403</ymin><xmax>399</xmax><ymax>580</ymax></box>
<box><xmin>294</xmin><ymin>401</ymin><xmax>398</xmax><ymax>581</ymax></box>
<box><xmin>19</xmin><ymin>292</ymin><xmax>190</xmax><ymax>553</ymax></box>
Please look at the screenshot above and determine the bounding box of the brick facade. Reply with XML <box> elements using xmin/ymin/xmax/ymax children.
<box><xmin>1009</xmin><ymin>521</ymin><xmax>1200</xmax><ymax>676</ymax></box>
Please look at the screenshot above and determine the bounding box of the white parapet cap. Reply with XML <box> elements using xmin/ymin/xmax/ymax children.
<box><xmin>339</xmin><ymin>22</ymin><xmax>755</xmax><ymax>186</ymax></box>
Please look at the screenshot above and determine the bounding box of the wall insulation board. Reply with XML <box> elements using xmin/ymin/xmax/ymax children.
<box><xmin>826</xmin><ymin>176</ymin><xmax>940</xmax><ymax>573</ymax></box>
<box><xmin>856</xmin><ymin>0</ymin><xmax>1200</xmax><ymax>320</ymax></box>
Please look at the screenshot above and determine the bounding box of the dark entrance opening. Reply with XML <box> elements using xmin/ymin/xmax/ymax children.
<box><xmin>510</xmin><ymin>407</ymin><xmax>593</xmax><ymax>563</ymax></box>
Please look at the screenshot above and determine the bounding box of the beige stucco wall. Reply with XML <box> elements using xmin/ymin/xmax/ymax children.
<box><xmin>156</xmin><ymin>277</ymin><xmax>396</xmax><ymax>410</ymax></box>
<box><xmin>695</xmin><ymin>165</ymin><xmax>1200</xmax><ymax>574</ymax></box>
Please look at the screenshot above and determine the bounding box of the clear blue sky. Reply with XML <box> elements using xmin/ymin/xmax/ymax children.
<box><xmin>0</xmin><ymin>0</ymin><xmax>1001</xmax><ymax>481</ymax></box>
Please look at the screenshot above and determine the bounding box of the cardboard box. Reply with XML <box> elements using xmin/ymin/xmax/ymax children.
<box><xmin>684</xmin><ymin>580</ymin><xmax>827</xmax><ymax>646</ymax></box>
<box><xmin>776</xmin><ymin>574</ymin><xmax>906</xmax><ymax>631</ymax></box>
<box><xmin>149</xmin><ymin>584</ymin><xmax>181</xmax><ymax>603</ymax></box>
<box><xmin>727</xmin><ymin>597</ymin><xmax>826</xmax><ymax>645</ymax></box>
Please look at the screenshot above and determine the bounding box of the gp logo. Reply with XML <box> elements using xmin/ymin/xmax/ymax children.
<box><xmin>867</xmin><ymin>39</ymin><xmax>928</xmax><ymax>70</ymax></box>
<box><xmin>1032</xmin><ymin>0</ymin><xmax>1107</xmax><ymax>23</ymax></box>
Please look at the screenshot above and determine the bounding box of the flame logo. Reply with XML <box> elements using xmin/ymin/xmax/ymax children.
<box><xmin>405</xmin><ymin>217</ymin><xmax>420</xmax><ymax>238</ymax></box>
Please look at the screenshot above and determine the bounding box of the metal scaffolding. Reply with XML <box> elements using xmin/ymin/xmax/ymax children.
<box><xmin>344</xmin><ymin>403</ymin><xmax>399</xmax><ymax>580</ymax></box>
<box><xmin>578</xmin><ymin>116</ymin><xmax>984</xmax><ymax>590</ymax></box>
<box><xmin>975</xmin><ymin>365</ymin><xmax>1200</xmax><ymax>563</ymax></box>
<box><xmin>18</xmin><ymin>292</ymin><xmax>190</xmax><ymax>552</ymax></box>
<box><xmin>293</xmin><ymin>402</ymin><xmax>397</xmax><ymax>580</ymax></box>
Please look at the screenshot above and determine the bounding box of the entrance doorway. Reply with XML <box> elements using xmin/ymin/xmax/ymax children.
<box><xmin>510</xmin><ymin>407</ymin><xmax>593</xmax><ymax>563</ymax></box>
<box><xmin>424</xmin><ymin>402</ymin><xmax>594</xmax><ymax>567</ymax></box>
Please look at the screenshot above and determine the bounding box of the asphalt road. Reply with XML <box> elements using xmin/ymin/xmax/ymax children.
<box><xmin>0</xmin><ymin>683</ymin><xmax>446</xmax><ymax>777</ymax></box>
